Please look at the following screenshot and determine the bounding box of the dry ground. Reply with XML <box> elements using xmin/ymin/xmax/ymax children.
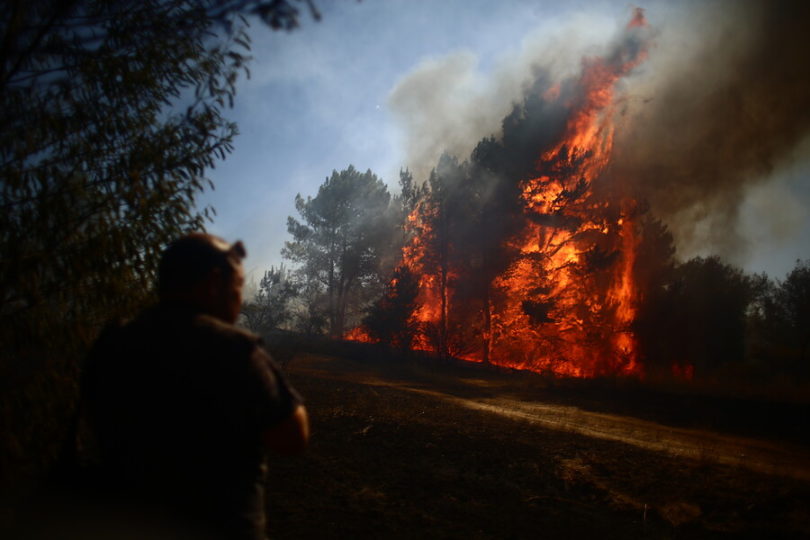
<box><xmin>264</xmin><ymin>351</ymin><xmax>810</xmax><ymax>539</ymax></box>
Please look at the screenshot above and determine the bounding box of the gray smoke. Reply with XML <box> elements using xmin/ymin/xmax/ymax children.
<box><xmin>388</xmin><ymin>0</ymin><xmax>810</xmax><ymax>268</ymax></box>
<box><xmin>612</xmin><ymin>0</ymin><xmax>810</xmax><ymax>264</ymax></box>
<box><xmin>388</xmin><ymin>10</ymin><xmax>620</xmax><ymax>183</ymax></box>
<box><xmin>387</xmin><ymin>51</ymin><xmax>504</xmax><ymax>183</ymax></box>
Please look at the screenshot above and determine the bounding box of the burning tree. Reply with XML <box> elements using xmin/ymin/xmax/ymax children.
<box><xmin>345</xmin><ymin>6</ymin><xmax>810</xmax><ymax>385</ymax></box>
<box><xmin>352</xmin><ymin>9</ymin><xmax>662</xmax><ymax>377</ymax></box>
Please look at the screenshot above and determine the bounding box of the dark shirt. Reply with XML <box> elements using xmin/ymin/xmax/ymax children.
<box><xmin>82</xmin><ymin>303</ymin><xmax>302</xmax><ymax>539</ymax></box>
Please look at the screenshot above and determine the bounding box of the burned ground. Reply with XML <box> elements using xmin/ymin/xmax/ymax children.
<box><xmin>265</xmin><ymin>351</ymin><xmax>810</xmax><ymax>539</ymax></box>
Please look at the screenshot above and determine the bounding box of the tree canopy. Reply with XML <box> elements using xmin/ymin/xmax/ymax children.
<box><xmin>241</xmin><ymin>265</ymin><xmax>300</xmax><ymax>333</ymax></box>
<box><xmin>283</xmin><ymin>165</ymin><xmax>397</xmax><ymax>337</ymax></box>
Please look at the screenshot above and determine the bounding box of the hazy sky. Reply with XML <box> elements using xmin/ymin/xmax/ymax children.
<box><xmin>198</xmin><ymin>0</ymin><xmax>810</xmax><ymax>287</ymax></box>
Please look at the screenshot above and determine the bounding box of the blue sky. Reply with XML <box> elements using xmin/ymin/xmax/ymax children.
<box><xmin>199</xmin><ymin>0</ymin><xmax>810</xmax><ymax>288</ymax></box>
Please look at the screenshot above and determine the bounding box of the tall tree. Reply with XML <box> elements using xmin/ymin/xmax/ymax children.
<box><xmin>283</xmin><ymin>165</ymin><xmax>396</xmax><ymax>337</ymax></box>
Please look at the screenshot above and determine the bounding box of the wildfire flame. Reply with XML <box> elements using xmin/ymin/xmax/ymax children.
<box><xmin>351</xmin><ymin>10</ymin><xmax>651</xmax><ymax>378</ymax></box>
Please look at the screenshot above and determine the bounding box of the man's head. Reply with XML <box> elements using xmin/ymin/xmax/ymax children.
<box><xmin>158</xmin><ymin>233</ymin><xmax>247</xmax><ymax>323</ymax></box>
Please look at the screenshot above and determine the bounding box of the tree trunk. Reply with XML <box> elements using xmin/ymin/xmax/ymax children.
<box><xmin>482</xmin><ymin>287</ymin><xmax>492</xmax><ymax>365</ymax></box>
<box><xmin>331</xmin><ymin>280</ymin><xmax>346</xmax><ymax>338</ymax></box>
<box><xmin>327</xmin><ymin>256</ymin><xmax>339</xmax><ymax>337</ymax></box>
<box><xmin>438</xmin><ymin>208</ymin><xmax>449</xmax><ymax>360</ymax></box>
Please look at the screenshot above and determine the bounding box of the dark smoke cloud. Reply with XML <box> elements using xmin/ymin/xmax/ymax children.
<box><xmin>390</xmin><ymin>1</ymin><xmax>810</xmax><ymax>268</ymax></box>
<box><xmin>612</xmin><ymin>0</ymin><xmax>810</xmax><ymax>262</ymax></box>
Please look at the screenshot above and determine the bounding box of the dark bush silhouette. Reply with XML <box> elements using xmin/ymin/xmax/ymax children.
<box><xmin>363</xmin><ymin>266</ymin><xmax>420</xmax><ymax>350</ymax></box>
<box><xmin>635</xmin><ymin>255</ymin><xmax>763</xmax><ymax>380</ymax></box>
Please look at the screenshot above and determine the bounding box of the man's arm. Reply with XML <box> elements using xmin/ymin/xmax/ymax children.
<box><xmin>263</xmin><ymin>404</ymin><xmax>309</xmax><ymax>455</ymax></box>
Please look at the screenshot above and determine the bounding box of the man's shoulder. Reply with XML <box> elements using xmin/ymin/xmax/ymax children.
<box><xmin>190</xmin><ymin>312</ymin><xmax>261</xmax><ymax>348</ymax></box>
<box><xmin>99</xmin><ymin>305</ymin><xmax>263</xmax><ymax>355</ymax></box>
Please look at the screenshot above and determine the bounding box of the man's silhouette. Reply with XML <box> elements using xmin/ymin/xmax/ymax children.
<box><xmin>82</xmin><ymin>233</ymin><xmax>308</xmax><ymax>539</ymax></box>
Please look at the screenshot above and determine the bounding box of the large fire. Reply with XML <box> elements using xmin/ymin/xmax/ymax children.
<box><xmin>351</xmin><ymin>10</ymin><xmax>652</xmax><ymax>378</ymax></box>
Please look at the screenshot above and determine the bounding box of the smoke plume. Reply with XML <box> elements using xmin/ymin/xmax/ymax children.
<box><xmin>613</xmin><ymin>0</ymin><xmax>810</xmax><ymax>262</ymax></box>
<box><xmin>388</xmin><ymin>11</ymin><xmax>620</xmax><ymax>183</ymax></box>
<box><xmin>389</xmin><ymin>0</ymin><xmax>810</xmax><ymax>266</ymax></box>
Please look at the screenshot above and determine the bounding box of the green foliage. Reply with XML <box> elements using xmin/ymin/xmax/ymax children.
<box><xmin>241</xmin><ymin>265</ymin><xmax>301</xmax><ymax>333</ymax></box>
<box><xmin>0</xmin><ymin>0</ymin><xmax>316</xmax><ymax>513</ymax></box>
<box><xmin>283</xmin><ymin>165</ymin><xmax>398</xmax><ymax>337</ymax></box>
<box><xmin>395</xmin><ymin>168</ymin><xmax>422</xmax><ymax>220</ymax></box>
<box><xmin>292</xmin><ymin>279</ymin><xmax>330</xmax><ymax>335</ymax></box>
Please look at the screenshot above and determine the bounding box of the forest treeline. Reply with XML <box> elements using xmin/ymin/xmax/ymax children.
<box><xmin>244</xmin><ymin>159</ymin><xmax>810</xmax><ymax>386</ymax></box>
<box><xmin>243</xmin><ymin>68</ymin><xmax>810</xmax><ymax>387</ymax></box>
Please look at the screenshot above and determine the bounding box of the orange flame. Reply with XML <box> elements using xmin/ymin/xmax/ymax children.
<box><xmin>349</xmin><ymin>11</ymin><xmax>651</xmax><ymax>377</ymax></box>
